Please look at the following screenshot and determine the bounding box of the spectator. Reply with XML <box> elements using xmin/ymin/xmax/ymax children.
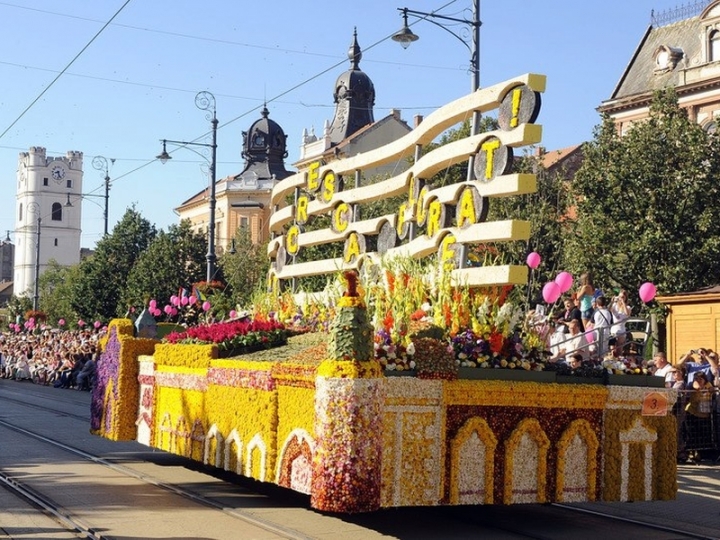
<box><xmin>592</xmin><ymin>296</ymin><xmax>613</xmax><ymax>356</ymax></box>
<box><xmin>609</xmin><ymin>290</ymin><xmax>631</xmax><ymax>345</ymax></box>
<box><xmin>75</xmin><ymin>354</ymin><xmax>97</xmax><ymax>391</ymax></box>
<box><xmin>684</xmin><ymin>371</ymin><xmax>714</xmax><ymax>462</ymax></box>
<box><xmin>576</xmin><ymin>273</ymin><xmax>595</xmax><ymax>328</ymax></box>
<box><xmin>678</xmin><ymin>349</ymin><xmax>719</xmax><ymax>386</ymax></box>
<box><xmin>558</xmin><ymin>297</ymin><xmax>584</xmax><ymax>333</ymax></box>
<box><xmin>550</xmin><ymin>320</ymin><xmax>589</xmax><ymax>363</ymax></box>
<box><xmin>651</xmin><ymin>352</ymin><xmax>675</xmax><ymax>386</ymax></box>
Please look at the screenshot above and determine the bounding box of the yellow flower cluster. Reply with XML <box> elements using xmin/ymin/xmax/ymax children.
<box><xmin>337</xmin><ymin>296</ymin><xmax>364</xmax><ymax>308</ymax></box>
<box><xmin>317</xmin><ymin>359</ymin><xmax>382</xmax><ymax>379</ymax></box>
<box><xmin>445</xmin><ymin>380</ymin><xmax>608</xmax><ymax>409</ymax></box>
<box><xmin>106</xmin><ymin>334</ymin><xmax>157</xmax><ymax>441</ymax></box>
<box><xmin>154</xmin><ymin>342</ymin><xmax>217</xmax><ymax>369</ymax></box>
<box><xmin>99</xmin><ymin>318</ymin><xmax>134</xmax><ymax>351</ymax></box>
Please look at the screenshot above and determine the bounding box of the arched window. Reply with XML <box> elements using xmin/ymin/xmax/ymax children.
<box><xmin>710</xmin><ymin>30</ymin><xmax>720</xmax><ymax>62</ymax></box>
<box><xmin>51</xmin><ymin>202</ymin><xmax>62</xmax><ymax>221</ymax></box>
<box><xmin>18</xmin><ymin>203</ymin><xmax>22</xmax><ymax>221</ymax></box>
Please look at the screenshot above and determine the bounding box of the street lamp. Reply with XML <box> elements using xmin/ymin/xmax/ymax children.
<box><xmin>393</xmin><ymin>1</ymin><xmax>481</xmax><ymax>182</ymax></box>
<box><xmin>157</xmin><ymin>91</ymin><xmax>218</xmax><ymax>282</ymax></box>
<box><xmin>64</xmin><ymin>155</ymin><xmax>114</xmax><ymax>236</ymax></box>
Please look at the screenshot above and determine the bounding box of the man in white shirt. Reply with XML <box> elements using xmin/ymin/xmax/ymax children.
<box><xmin>652</xmin><ymin>352</ymin><xmax>675</xmax><ymax>387</ymax></box>
<box><xmin>592</xmin><ymin>296</ymin><xmax>613</xmax><ymax>356</ymax></box>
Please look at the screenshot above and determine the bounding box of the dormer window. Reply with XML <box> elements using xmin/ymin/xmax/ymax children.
<box><xmin>654</xmin><ymin>45</ymin><xmax>683</xmax><ymax>72</ymax></box>
<box><xmin>710</xmin><ymin>29</ymin><xmax>720</xmax><ymax>62</ymax></box>
<box><xmin>253</xmin><ymin>133</ymin><xmax>265</xmax><ymax>147</ymax></box>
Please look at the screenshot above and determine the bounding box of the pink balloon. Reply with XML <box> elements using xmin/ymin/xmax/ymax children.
<box><xmin>93</xmin><ymin>320</ymin><xmax>101</xmax><ymax>329</ymax></box>
<box><xmin>542</xmin><ymin>282</ymin><xmax>561</xmax><ymax>304</ymax></box>
<box><xmin>229</xmin><ymin>310</ymin><xmax>237</xmax><ymax>319</ymax></box>
<box><xmin>180</xmin><ymin>296</ymin><xmax>189</xmax><ymax>306</ymax></box>
<box><xmin>554</xmin><ymin>271</ymin><xmax>574</xmax><ymax>293</ymax></box>
<box><xmin>202</xmin><ymin>301</ymin><xmax>211</xmax><ymax>312</ymax></box>
<box><xmin>78</xmin><ymin>320</ymin><xmax>86</xmax><ymax>327</ymax></box>
<box><xmin>639</xmin><ymin>282</ymin><xmax>657</xmax><ymax>303</ymax></box>
<box><xmin>164</xmin><ymin>305</ymin><xmax>172</xmax><ymax>314</ymax></box>
<box><xmin>149</xmin><ymin>299</ymin><xmax>157</xmax><ymax>310</ymax></box>
<box><xmin>189</xmin><ymin>295</ymin><xmax>197</xmax><ymax>305</ymax></box>
<box><xmin>170</xmin><ymin>307</ymin><xmax>178</xmax><ymax>316</ymax></box>
<box><xmin>170</xmin><ymin>295</ymin><xmax>179</xmax><ymax>306</ymax></box>
<box><xmin>58</xmin><ymin>318</ymin><xmax>65</xmax><ymax>327</ymax></box>
<box><xmin>526</xmin><ymin>252</ymin><xmax>541</xmax><ymax>269</ymax></box>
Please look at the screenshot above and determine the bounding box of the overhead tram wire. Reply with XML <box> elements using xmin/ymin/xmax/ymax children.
<box><xmin>106</xmin><ymin>18</ymin><xmax>462</xmax><ymax>189</ymax></box>
<box><xmin>0</xmin><ymin>0</ymin><xmax>134</xmax><ymax>141</ymax></box>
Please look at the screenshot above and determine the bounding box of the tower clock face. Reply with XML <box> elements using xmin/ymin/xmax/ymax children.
<box><xmin>51</xmin><ymin>165</ymin><xmax>66</xmax><ymax>182</ymax></box>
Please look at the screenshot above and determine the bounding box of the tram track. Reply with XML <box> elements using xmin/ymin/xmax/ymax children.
<box><xmin>0</xmin><ymin>413</ymin><xmax>315</xmax><ymax>540</ymax></box>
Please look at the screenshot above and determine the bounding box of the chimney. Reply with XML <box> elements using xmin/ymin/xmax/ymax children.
<box><xmin>534</xmin><ymin>146</ymin><xmax>546</xmax><ymax>157</ymax></box>
<box><xmin>390</xmin><ymin>108</ymin><xmax>401</xmax><ymax>120</ymax></box>
<box><xmin>414</xmin><ymin>114</ymin><xmax>424</xmax><ymax>128</ymax></box>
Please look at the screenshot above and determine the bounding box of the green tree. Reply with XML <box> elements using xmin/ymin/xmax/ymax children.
<box><xmin>37</xmin><ymin>259</ymin><xmax>81</xmax><ymax>325</ymax></box>
<box><xmin>566</xmin><ymin>88</ymin><xmax>720</xmax><ymax>301</ymax></box>
<box><xmin>72</xmin><ymin>207</ymin><xmax>156</xmax><ymax>321</ymax></box>
<box><xmin>220</xmin><ymin>228</ymin><xmax>270</xmax><ymax>308</ymax></box>
<box><xmin>122</xmin><ymin>220</ymin><xmax>207</xmax><ymax>309</ymax></box>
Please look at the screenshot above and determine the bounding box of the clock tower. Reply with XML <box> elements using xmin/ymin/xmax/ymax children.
<box><xmin>13</xmin><ymin>147</ymin><xmax>83</xmax><ymax>299</ymax></box>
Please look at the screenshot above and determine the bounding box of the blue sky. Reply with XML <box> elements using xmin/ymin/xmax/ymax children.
<box><xmin>0</xmin><ymin>0</ymin><xmax>689</xmax><ymax>248</ymax></box>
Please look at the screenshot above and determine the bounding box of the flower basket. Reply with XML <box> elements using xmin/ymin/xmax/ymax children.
<box><xmin>605</xmin><ymin>374</ymin><xmax>665</xmax><ymax>388</ymax></box>
<box><xmin>458</xmin><ymin>367</ymin><xmax>555</xmax><ymax>382</ymax></box>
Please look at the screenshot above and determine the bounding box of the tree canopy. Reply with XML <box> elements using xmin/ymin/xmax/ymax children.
<box><xmin>566</xmin><ymin>88</ymin><xmax>720</xmax><ymax>298</ymax></box>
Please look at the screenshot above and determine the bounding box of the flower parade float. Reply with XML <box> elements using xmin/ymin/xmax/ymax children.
<box><xmin>90</xmin><ymin>73</ymin><xmax>678</xmax><ymax>512</ymax></box>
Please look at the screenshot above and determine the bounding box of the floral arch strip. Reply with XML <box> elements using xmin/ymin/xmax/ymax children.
<box><xmin>450</xmin><ymin>417</ymin><xmax>498</xmax><ymax>504</ymax></box>
<box><xmin>504</xmin><ymin>418</ymin><xmax>550</xmax><ymax>504</ymax></box>
<box><xmin>224</xmin><ymin>429</ymin><xmax>242</xmax><ymax>474</ymax></box>
<box><xmin>245</xmin><ymin>433</ymin><xmax>268</xmax><ymax>481</ymax></box>
<box><xmin>204</xmin><ymin>424</ymin><xmax>224</xmax><ymax>467</ymax></box>
<box><xmin>276</xmin><ymin>428</ymin><xmax>315</xmax><ymax>494</ymax></box>
<box><xmin>556</xmin><ymin>419</ymin><xmax>599</xmax><ymax>502</ymax></box>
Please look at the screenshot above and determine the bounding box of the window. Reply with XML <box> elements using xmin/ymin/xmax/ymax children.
<box><xmin>51</xmin><ymin>202</ymin><xmax>62</xmax><ymax>221</ymax></box>
<box><xmin>710</xmin><ymin>30</ymin><xmax>720</xmax><ymax>62</ymax></box>
<box><xmin>54</xmin><ymin>238</ymin><xmax>58</xmax><ymax>247</ymax></box>
<box><xmin>66</xmin><ymin>179</ymin><xmax>72</xmax><ymax>188</ymax></box>
<box><xmin>240</xmin><ymin>217</ymin><xmax>249</xmax><ymax>228</ymax></box>
<box><xmin>18</xmin><ymin>203</ymin><xmax>22</xmax><ymax>221</ymax></box>
<box><xmin>43</xmin><ymin>178</ymin><xmax>49</xmax><ymax>186</ymax></box>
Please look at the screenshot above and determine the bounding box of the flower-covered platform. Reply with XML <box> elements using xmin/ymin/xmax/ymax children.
<box><xmin>92</xmin><ymin>312</ymin><xmax>678</xmax><ymax>513</ymax></box>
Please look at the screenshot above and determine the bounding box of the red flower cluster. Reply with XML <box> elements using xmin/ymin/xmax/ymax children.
<box><xmin>164</xmin><ymin>319</ymin><xmax>286</xmax><ymax>347</ymax></box>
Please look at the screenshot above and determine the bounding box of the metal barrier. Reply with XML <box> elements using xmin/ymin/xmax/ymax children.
<box><xmin>673</xmin><ymin>388</ymin><xmax>719</xmax><ymax>461</ymax></box>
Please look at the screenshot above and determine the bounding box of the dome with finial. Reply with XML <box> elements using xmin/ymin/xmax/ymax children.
<box><xmin>327</xmin><ymin>28</ymin><xmax>375</xmax><ymax>145</ymax></box>
<box><xmin>235</xmin><ymin>104</ymin><xmax>292</xmax><ymax>187</ymax></box>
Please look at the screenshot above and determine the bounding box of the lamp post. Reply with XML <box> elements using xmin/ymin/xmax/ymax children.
<box><xmin>93</xmin><ymin>156</ymin><xmax>113</xmax><ymax>236</ymax></box>
<box><xmin>157</xmin><ymin>91</ymin><xmax>218</xmax><ymax>282</ymax></box>
<box><xmin>392</xmin><ymin>2</ymin><xmax>482</xmax><ymax>178</ymax></box>
<box><xmin>65</xmin><ymin>155</ymin><xmax>114</xmax><ymax>236</ymax></box>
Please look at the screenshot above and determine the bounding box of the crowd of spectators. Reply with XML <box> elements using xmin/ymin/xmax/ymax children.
<box><xmin>0</xmin><ymin>328</ymin><xmax>100</xmax><ymax>391</ymax></box>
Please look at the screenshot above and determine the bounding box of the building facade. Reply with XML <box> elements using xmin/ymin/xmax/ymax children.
<box><xmin>13</xmin><ymin>147</ymin><xmax>83</xmax><ymax>297</ymax></box>
<box><xmin>600</xmin><ymin>1</ymin><xmax>720</xmax><ymax>131</ymax></box>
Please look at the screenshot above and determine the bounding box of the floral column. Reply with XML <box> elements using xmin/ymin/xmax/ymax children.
<box><xmin>311</xmin><ymin>272</ymin><xmax>384</xmax><ymax>513</ymax></box>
